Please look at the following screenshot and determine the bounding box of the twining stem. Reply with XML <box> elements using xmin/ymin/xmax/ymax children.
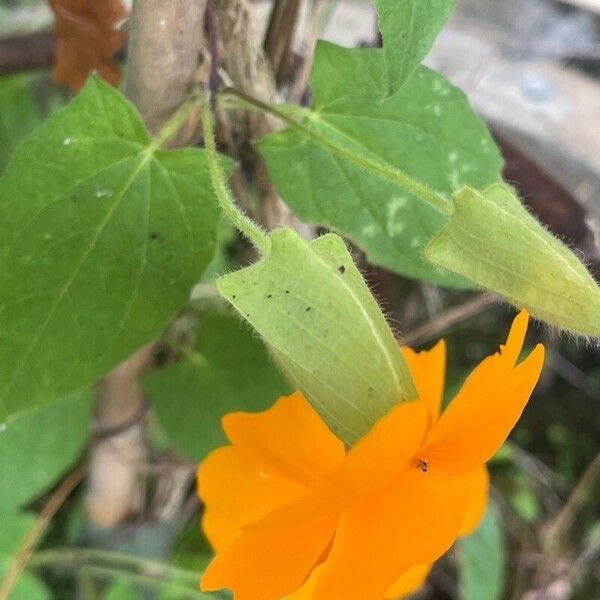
<box><xmin>0</xmin><ymin>463</ymin><xmax>86</xmax><ymax>600</ymax></box>
<box><xmin>221</xmin><ymin>88</ymin><xmax>453</xmax><ymax>218</ymax></box>
<box><xmin>28</xmin><ymin>547</ymin><xmax>200</xmax><ymax>586</ymax></box>
<box><xmin>28</xmin><ymin>548</ymin><xmax>224</xmax><ymax>599</ymax></box>
<box><xmin>151</xmin><ymin>96</ymin><xmax>204</xmax><ymax>150</ymax></box>
<box><xmin>545</xmin><ymin>451</ymin><xmax>600</xmax><ymax>550</ymax></box>
<box><xmin>201</xmin><ymin>106</ymin><xmax>271</xmax><ymax>255</ymax></box>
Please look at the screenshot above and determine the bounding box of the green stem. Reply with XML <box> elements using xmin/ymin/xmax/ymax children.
<box><xmin>151</xmin><ymin>96</ymin><xmax>202</xmax><ymax>150</ymax></box>
<box><xmin>77</xmin><ymin>565</ymin><xmax>207</xmax><ymax>598</ymax></box>
<box><xmin>29</xmin><ymin>548</ymin><xmax>202</xmax><ymax>588</ymax></box>
<box><xmin>222</xmin><ymin>88</ymin><xmax>453</xmax><ymax>217</ymax></box>
<box><xmin>201</xmin><ymin>107</ymin><xmax>271</xmax><ymax>255</ymax></box>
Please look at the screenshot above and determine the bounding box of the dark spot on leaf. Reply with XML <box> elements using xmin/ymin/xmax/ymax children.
<box><xmin>267</xmin><ymin>294</ymin><xmax>272</xmax><ymax>299</ymax></box>
<box><xmin>232</xmin><ymin>294</ymin><xmax>236</xmax><ymax>299</ymax></box>
<box><xmin>285</xmin><ymin>290</ymin><xmax>290</xmax><ymax>294</ymax></box>
<box><xmin>338</xmin><ymin>265</ymin><xmax>346</xmax><ymax>274</ymax></box>
<box><xmin>306</xmin><ymin>307</ymin><xmax>311</xmax><ymax>312</ymax></box>
<box><xmin>149</xmin><ymin>232</ymin><xmax>162</xmax><ymax>242</ymax></box>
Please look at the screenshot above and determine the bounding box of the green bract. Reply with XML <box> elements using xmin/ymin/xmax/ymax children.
<box><xmin>0</xmin><ymin>76</ymin><xmax>225</xmax><ymax>424</ymax></box>
<box><xmin>426</xmin><ymin>184</ymin><xmax>600</xmax><ymax>336</ymax></box>
<box><xmin>217</xmin><ymin>227</ymin><xmax>417</xmax><ymax>445</ymax></box>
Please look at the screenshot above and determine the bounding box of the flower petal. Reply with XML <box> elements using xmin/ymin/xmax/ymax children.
<box><xmin>458</xmin><ymin>466</ymin><xmax>490</xmax><ymax>536</ymax></box>
<box><xmin>286</xmin><ymin>563</ymin><xmax>325</xmax><ymax>600</ymax></box>
<box><xmin>402</xmin><ymin>340</ymin><xmax>446</xmax><ymax>424</ymax></box>
<box><xmin>384</xmin><ymin>563</ymin><xmax>433</xmax><ymax>599</ymax></box>
<box><xmin>501</xmin><ymin>309</ymin><xmax>529</xmax><ymax>366</ymax></box>
<box><xmin>198</xmin><ymin>446</ymin><xmax>307</xmax><ymax>551</ymax></box>
<box><xmin>333</xmin><ymin>398</ymin><xmax>429</xmax><ymax>496</ymax></box>
<box><xmin>312</xmin><ymin>468</ymin><xmax>469</xmax><ymax>600</ymax></box>
<box><xmin>423</xmin><ymin>312</ymin><xmax>544</xmax><ymax>475</ymax></box>
<box><xmin>223</xmin><ymin>392</ymin><xmax>345</xmax><ymax>487</ymax></box>
<box><xmin>290</xmin><ymin>560</ymin><xmax>433</xmax><ymax>600</ymax></box>
<box><xmin>252</xmin><ymin>399</ymin><xmax>429</xmax><ymax>529</ymax></box>
<box><xmin>201</xmin><ymin>517</ymin><xmax>337</xmax><ymax>600</ymax></box>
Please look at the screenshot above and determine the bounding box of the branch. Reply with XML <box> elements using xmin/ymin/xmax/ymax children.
<box><xmin>263</xmin><ymin>0</ymin><xmax>301</xmax><ymax>86</ymax></box>
<box><xmin>0</xmin><ymin>463</ymin><xmax>85</xmax><ymax>600</ymax></box>
<box><xmin>213</xmin><ymin>0</ymin><xmax>312</xmax><ymax>235</ymax></box>
<box><xmin>400</xmin><ymin>293</ymin><xmax>497</xmax><ymax>346</ymax></box>
<box><xmin>123</xmin><ymin>0</ymin><xmax>208</xmax><ymax>143</ymax></box>
<box><xmin>86</xmin><ymin>0</ymin><xmax>209</xmax><ymax>532</ymax></box>
<box><xmin>0</xmin><ymin>33</ymin><xmax>56</xmax><ymax>75</ymax></box>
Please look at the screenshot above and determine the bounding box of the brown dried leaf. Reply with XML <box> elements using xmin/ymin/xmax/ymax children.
<box><xmin>48</xmin><ymin>0</ymin><xmax>126</xmax><ymax>91</ymax></box>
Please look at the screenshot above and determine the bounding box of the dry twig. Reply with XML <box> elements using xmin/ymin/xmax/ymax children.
<box><xmin>0</xmin><ymin>463</ymin><xmax>86</xmax><ymax>600</ymax></box>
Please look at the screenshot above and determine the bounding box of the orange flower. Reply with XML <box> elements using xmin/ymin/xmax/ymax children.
<box><xmin>198</xmin><ymin>311</ymin><xmax>544</xmax><ymax>600</ymax></box>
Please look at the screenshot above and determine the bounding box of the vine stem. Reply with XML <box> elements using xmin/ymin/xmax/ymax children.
<box><xmin>28</xmin><ymin>547</ymin><xmax>200</xmax><ymax>586</ymax></box>
<box><xmin>221</xmin><ymin>88</ymin><xmax>453</xmax><ymax>218</ymax></box>
<box><xmin>0</xmin><ymin>463</ymin><xmax>86</xmax><ymax>600</ymax></box>
<box><xmin>151</xmin><ymin>96</ymin><xmax>204</xmax><ymax>150</ymax></box>
<box><xmin>201</xmin><ymin>106</ymin><xmax>271</xmax><ymax>255</ymax></box>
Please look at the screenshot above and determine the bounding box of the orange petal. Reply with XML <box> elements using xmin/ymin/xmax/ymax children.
<box><xmin>384</xmin><ymin>563</ymin><xmax>433</xmax><ymax>599</ymax></box>
<box><xmin>402</xmin><ymin>340</ymin><xmax>446</xmax><ymax>425</ymax></box>
<box><xmin>291</xmin><ymin>559</ymin><xmax>432</xmax><ymax>600</ymax></box>
<box><xmin>312</xmin><ymin>468</ymin><xmax>469</xmax><ymax>600</ymax></box>
<box><xmin>198</xmin><ymin>446</ymin><xmax>307</xmax><ymax>551</ymax></box>
<box><xmin>458</xmin><ymin>466</ymin><xmax>490</xmax><ymax>536</ymax></box>
<box><xmin>423</xmin><ymin>312</ymin><xmax>544</xmax><ymax>475</ymax></box>
<box><xmin>201</xmin><ymin>517</ymin><xmax>337</xmax><ymax>600</ymax></box>
<box><xmin>287</xmin><ymin>563</ymin><xmax>325</xmax><ymax>600</ymax></box>
<box><xmin>334</xmin><ymin>398</ymin><xmax>429</xmax><ymax>496</ymax></box>
<box><xmin>501</xmin><ymin>309</ymin><xmax>529</xmax><ymax>366</ymax></box>
<box><xmin>223</xmin><ymin>392</ymin><xmax>345</xmax><ymax>487</ymax></box>
<box><xmin>253</xmin><ymin>399</ymin><xmax>429</xmax><ymax>529</ymax></box>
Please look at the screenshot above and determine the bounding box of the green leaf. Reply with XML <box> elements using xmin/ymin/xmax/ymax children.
<box><xmin>144</xmin><ymin>312</ymin><xmax>290</xmax><ymax>459</ymax></box>
<box><xmin>0</xmin><ymin>514</ymin><xmax>49</xmax><ymax>599</ymax></box>
<box><xmin>0</xmin><ymin>74</ymin><xmax>44</xmax><ymax>173</ymax></box>
<box><xmin>105</xmin><ymin>580</ymin><xmax>143</xmax><ymax>600</ymax></box>
<box><xmin>0</xmin><ymin>75</ymin><xmax>225</xmax><ymax>424</ymax></box>
<box><xmin>425</xmin><ymin>184</ymin><xmax>600</xmax><ymax>336</ymax></box>
<box><xmin>372</xmin><ymin>0</ymin><xmax>457</xmax><ymax>94</ymax></box>
<box><xmin>171</xmin><ymin>514</ymin><xmax>214</xmax><ymax>572</ymax></box>
<box><xmin>0</xmin><ymin>388</ymin><xmax>90</xmax><ymax>513</ymax></box>
<box><xmin>458</xmin><ymin>503</ymin><xmax>505</xmax><ymax>600</ymax></box>
<box><xmin>258</xmin><ymin>42</ymin><xmax>502</xmax><ymax>287</ymax></box>
<box><xmin>217</xmin><ymin>228</ymin><xmax>417</xmax><ymax>445</ymax></box>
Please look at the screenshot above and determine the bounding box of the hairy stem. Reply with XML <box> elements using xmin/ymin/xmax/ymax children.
<box><xmin>201</xmin><ymin>107</ymin><xmax>270</xmax><ymax>255</ymax></box>
<box><xmin>223</xmin><ymin>88</ymin><xmax>453</xmax><ymax>217</ymax></box>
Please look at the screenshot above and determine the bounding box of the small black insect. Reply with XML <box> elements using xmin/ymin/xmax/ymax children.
<box><xmin>417</xmin><ymin>459</ymin><xmax>429</xmax><ymax>473</ymax></box>
<box><xmin>267</xmin><ymin>294</ymin><xmax>272</xmax><ymax>299</ymax></box>
<box><xmin>338</xmin><ymin>265</ymin><xmax>346</xmax><ymax>274</ymax></box>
